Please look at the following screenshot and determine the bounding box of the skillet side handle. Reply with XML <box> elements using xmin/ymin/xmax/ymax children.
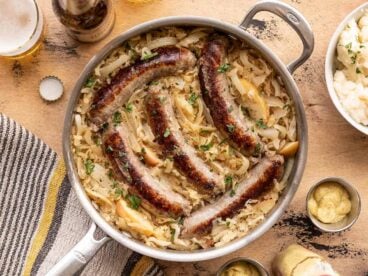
<box><xmin>239</xmin><ymin>0</ymin><xmax>314</xmax><ymax>74</ymax></box>
<box><xmin>46</xmin><ymin>223</ymin><xmax>110</xmax><ymax>276</ymax></box>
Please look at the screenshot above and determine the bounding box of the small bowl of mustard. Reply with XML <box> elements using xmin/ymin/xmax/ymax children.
<box><xmin>216</xmin><ymin>257</ymin><xmax>269</xmax><ymax>276</ymax></box>
<box><xmin>306</xmin><ymin>177</ymin><xmax>361</xmax><ymax>232</ymax></box>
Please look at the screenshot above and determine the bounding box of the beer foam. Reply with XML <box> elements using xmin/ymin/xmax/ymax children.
<box><xmin>0</xmin><ymin>0</ymin><xmax>38</xmax><ymax>53</ymax></box>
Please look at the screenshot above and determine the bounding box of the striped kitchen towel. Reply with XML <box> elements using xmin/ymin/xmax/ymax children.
<box><xmin>0</xmin><ymin>113</ymin><xmax>163</xmax><ymax>276</ymax></box>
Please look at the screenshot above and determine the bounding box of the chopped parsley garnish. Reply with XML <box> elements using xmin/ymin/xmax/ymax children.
<box><xmin>170</xmin><ymin>228</ymin><xmax>176</xmax><ymax>242</ymax></box>
<box><xmin>141</xmin><ymin>147</ymin><xmax>146</xmax><ymax>154</ymax></box>
<box><xmin>149</xmin><ymin>80</ymin><xmax>159</xmax><ymax>85</ymax></box>
<box><xmin>344</xmin><ymin>43</ymin><xmax>359</xmax><ymax>64</ymax></box>
<box><xmin>224</xmin><ymin>175</ymin><xmax>233</xmax><ymax>188</ymax></box>
<box><xmin>163</xmin><ymin>128</ymin><xmax>171</xmax><ymax>138</ymax></box>
<box><xmin>178</xmin><ymin>217</ymin><xmax>184</xmax><ymax>225</ymax></box>
<box><xmin>356</xmin><ymin>67</ymin><xmax>362</xmax><ymax>74</ymax></box>
<box><xmin>114</xmin><ymin>187</ymin><xmax>124</xmax><ymax>198</ymax></box>
<box><xmin>84</xmin><ymin>159</ymin><xmax>95</xmax><ymax>175</ymax></box>
<box><xmin>129</xmin><ymin>49</ymin><xmax>139</xmax><ymax>60</ymax></box>
<box><xmin>111</xmin><ymin>181</ymin><xmax>118</xmax><ymax>189</ymax></box>
<box><xmin>226</xmin><ymin>124</ymin><xmax>235</xmax><ymax>133</ymax></box>
<box><xmin>124</xmin><ymin>102</ymin><xmax>133</xmax><ymax>113</ymax></box>
<box><xmin>112</xmin><ymin>111</ymin><xmax>122</xmax><ymax>126</ymax></box>
<box><xmin>187</xmin><ymin>93</ymin><xmax>199</xmax><ymax>105</ymax></box>
<box><xmin>226</xmin><ymin>221</ymin><xmax>230</xmax><ymax>227</ymax></box>
<box><xmin>92</xmin><ymin>135</ymin><xmax>102</xmax><ymax>146</ymax></box>
<box><xmin>118</xmin><ymin>151</ymin><xmax>126</xmax><ymax>158</ymax></box>
<box><xmin>85</xmin><ymin>77</ymin><xmax>96</xmax><ymax>88</ymax></box>
<box><xmin>255</xmin><ymin>143</ymin><xmax>262</xmax><ymax>155</ymax></box>
<box><xmin>283</xmin><ymin>104</ymin><xmax>291</xmax><ymax>110</ymax></box>
<box><xmin>101</xmin><ymin>122</ymin><xmax>109</xmax><ymax>131</ymax></box>
<box><xmin>360</xmin><ymin>44</ymin><xmax>365</xmax><ymax>48</ymax></box>
<box><xmin>217</xmin><ymin>63</ymin><xmax>230</xmax><ymax>73</ymax></box>
<box><xmin>123</xmin><ymin>162</ymin><xmax>130</xmax><ymax>171</ymax></box>
<box><xmin>199</xmin><ymin>142</ymin><xmax>213</xmax><ymax>151</ymax></box>
<box><xmin>126</xmin><ymin>194</ymin><xmax>141</xmax><ymax>210</ymax></box>
<box><xmin>219</xmin><ymin>138</ymin><xmax>228</xmax><ymax>145</ymax></box>
<box><xmin>230</xmin><ymin>189</ymin><xmax>236</xmax><ymax>197</ymax></box>
<box><xmin>105</xmin><ymin>145</ymin><xmax>113</xmax><ymax>153</ymax></box>
<box><xmin>200</xmin><ymin>129</ymin><xmax>211</xmax><ymax>135</ymax></box>
<box><xmin>241</xmin><ymin>106</ymin><xmax>249</xmax><ymax>117</ymax></box>
<box><xmin>124</xmin><ymin>41</ymin><xmax>133</xmax><ymax>50</ymax></box>
<box><xmin>141</xmin><ymin>52</ymin><xmax>158</xmax><ymax>60</ymax></box>
<box><xmin>107</xmin><ymin>169</ymin><xmax>114</xmax><ymax>179</ymax></box>
<box><xmin>255</xmin><ymin>119</ymin><xmax>267</xmax><ymax>129</ymax></box>
<box><xmin>159</xmin><ymin>96</ymin><xmax>167</xmax><ymax>103</ymax></box>
<box><xmin>351</xmin><ymin>53</ymin><xmax>357</xmax><ymax>64</ymax></box>
<box><xmin>345</xmin><ymin>42</ymin><xmax>353</xmax><ymax>53</ymax></box>
<box><xmin>344</xmin><ymin>42</ymin><xmax>360</xmax><ymax>64</ymax></box>
<box><xmin>227</xmin><ymin>105</ymin><xmax>234</xmax><ymax>112</ymax></box>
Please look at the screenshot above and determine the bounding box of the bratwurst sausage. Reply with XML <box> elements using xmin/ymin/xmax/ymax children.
<box><xmin>104</xmin><ymin>125</ymin><xmax>191</xmax><ymax>217</ymax></box>
<box><xmin>146</xmin><ymin>85</ymin><xmax>223</xmax><ymax>195</ymax></box>
<box><xmin>181</xmin><ymin>155</ymin><xmax>284</xmax><ymax>237</ymax></box>
<box><xmin>198</xmin><ymin>37</ymin><xmax>260</xmax><ymax>156</ymax></box>
<box><xmin>89</xmin><ymin>46</ymin><xmax>197</xmax><ymax>127</ymax></box>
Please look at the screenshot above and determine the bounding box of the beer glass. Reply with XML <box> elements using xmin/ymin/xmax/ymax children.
<box><xmin>0</xmin><ymin>0</ymin><xmax>44</xmax><ymax>58</ymax></box>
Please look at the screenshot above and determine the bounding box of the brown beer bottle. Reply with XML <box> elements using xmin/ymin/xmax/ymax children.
<box><xmin>52</xmin><ymin>0</ymin><xmax>115</xmax><ymax>42</ymax></box>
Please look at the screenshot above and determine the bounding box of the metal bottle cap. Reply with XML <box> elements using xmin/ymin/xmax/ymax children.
<box><xmin>39</xmin><ymin>76</ymin><xmax>64</xmax><ymax>102</ymax></box>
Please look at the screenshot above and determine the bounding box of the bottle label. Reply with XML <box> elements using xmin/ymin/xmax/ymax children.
<box><xmin>67</xmin><ymin>0</ymin><xmax>115</xmax><ymax>42</ymax></box>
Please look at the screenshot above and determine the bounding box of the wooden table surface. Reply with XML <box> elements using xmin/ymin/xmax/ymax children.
<box><xmin>1</xmin><ymin>0</ymin><xmax>367</xmax><ymax>275</ymax></box>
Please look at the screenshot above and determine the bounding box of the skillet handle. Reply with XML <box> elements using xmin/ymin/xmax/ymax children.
<box><xmin>239</xmin><ymin>0</ymin><xmax>314</xmax><ymax>74</ymax></box>
<box><xmin>46</xmin><ymin>223</ymin><xmax>110</xmax><ymax>276</ymax></box>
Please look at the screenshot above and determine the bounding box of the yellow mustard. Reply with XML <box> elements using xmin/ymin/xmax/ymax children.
<box><xmin>308</xmin><ymin>182</ymin><xmax>351</xmax><ymax>224</ymax></box>
<box><xmin>221</xmin><ymin>261</ymin><xmax>260</xmax><ymax>276</ymax></box>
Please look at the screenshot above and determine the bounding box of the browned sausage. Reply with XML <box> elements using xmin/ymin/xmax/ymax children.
<box><xmin>198</xmin><ymin>37</ymin><xmax>261</xmax><ymax>156</ymax></box>
<box><xmin>145</xmin><ymin>85</ymin><xmax>223</xmax><ymax>195</ymax></box>
<box><xmin>104</xmin><ymin>125</ymin><xmax>191</xmax><ymax>217</ymax></box>
<box><xmin>89</xmin><ymin>46</ymin><xmax>197</xmax><ymax>127</ymax></box>
<box><xmin>181</xmin><ymin>155</ymin><xmax>284</xmax><ymax>237</ymax></box>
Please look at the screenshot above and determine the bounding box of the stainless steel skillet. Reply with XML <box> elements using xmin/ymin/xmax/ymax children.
<box><xmin>49</xmin><ymin>1</ymin><xmax>314</xmax><ymax>274</ymax></box>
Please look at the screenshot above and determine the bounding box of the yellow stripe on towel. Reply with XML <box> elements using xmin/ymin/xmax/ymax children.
<box><xmin>131</xmin><ymin>256</ymin><xmax>155</xmax><ymax>276</ymax></box>
<box><xmin>22</xmin><ymin>160</ymin><xmax>66</xmax><ymax>276</ymax></box>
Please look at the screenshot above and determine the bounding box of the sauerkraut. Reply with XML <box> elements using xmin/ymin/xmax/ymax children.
<box><xmin>72</xmin><ymin>27</ymin><xmax>297</xmax><ymax>250</ymax></box>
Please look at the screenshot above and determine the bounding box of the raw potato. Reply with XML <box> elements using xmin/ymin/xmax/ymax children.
<box><xmin>240</xmin><ymin>79</ymin><xmax>269</xmax><ymax>121</ymax></box>
<box><xmin>116</xmin><ymin>199</ymin><xmax>155</xmax><ymax>236</ymax></box>
<box><xmin>279</xmin><ymin>141</ymin><xmax>299</xmax><ymax>157</ymax></box>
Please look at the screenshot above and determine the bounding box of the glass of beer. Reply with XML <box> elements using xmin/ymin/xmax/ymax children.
<box><xmin>0</xmin><ymin>0</ymin><xmax>44</xmax><ymax>58</ymax></box>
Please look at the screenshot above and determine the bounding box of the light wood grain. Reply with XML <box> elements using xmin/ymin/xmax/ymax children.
<box><xmin>0</xmin><ymin>0</ymin><xmax>367</xmax><ymax>275</ymax></box>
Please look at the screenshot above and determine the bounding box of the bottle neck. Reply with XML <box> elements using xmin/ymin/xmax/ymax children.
<box><xmin>66</xmin><ymin>0</ymin><xmax>98</xmax><ymax>15</ymax></box>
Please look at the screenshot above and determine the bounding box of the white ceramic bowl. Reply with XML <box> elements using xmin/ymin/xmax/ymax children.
<box><xmin>325</xmin><ymin>2</ymin><xmax>368</xmax><ymax>135</ymax></box>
